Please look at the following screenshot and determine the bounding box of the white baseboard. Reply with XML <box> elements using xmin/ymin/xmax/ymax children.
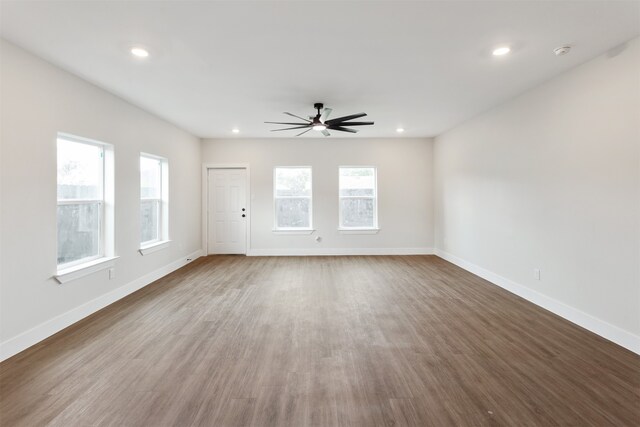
<box><xmin>10</xmin><ymin>247</ymin><xmax>633</xmax><ymax>359</ymax></box>
<box><xmin>247</xmin><ymin>247</ymin><xmax>434</xmax><ymax>256</ymax></box>
<box><xmin>434</xmin><ymin>248</ymin><xmax>640</xmax><ymax>355</ymax></box>
<box><xmin>0</xmin><ymin>249</ymin><xmax>204</xmax><ymax>362</ymax></box>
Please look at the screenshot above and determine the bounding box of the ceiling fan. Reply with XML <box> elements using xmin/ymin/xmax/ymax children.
<box><xmin>265</xmin><ymin>103</ymin><xmax>374</xmax><ymax>136</ymax></box>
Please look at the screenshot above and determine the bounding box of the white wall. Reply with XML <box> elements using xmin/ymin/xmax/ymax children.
<box><xmin>434</xmin><ymin>38</ymin><xmax>640</xmax><ymax>349</ymax></box>
<box><xmin>0</xmin><ymin>40</ymin><xmax>202</xmax><ymax>357</ymax></box>
<box><xmin>202</xmin><ymin>138</ymin><xmax>434</xmax><ymax>254</ymax></box>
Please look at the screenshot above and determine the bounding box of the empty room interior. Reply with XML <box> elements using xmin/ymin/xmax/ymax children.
<box><xmin>1</xmin><ymin>1</ymin><xmax>639</xmax><ymax>426</ymax></box>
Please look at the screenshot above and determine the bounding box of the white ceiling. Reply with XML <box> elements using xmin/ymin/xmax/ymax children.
<box><xmin>1</xmin><ymin>1</ymin><xmax>638</xmax><ymax>138</ymax></box>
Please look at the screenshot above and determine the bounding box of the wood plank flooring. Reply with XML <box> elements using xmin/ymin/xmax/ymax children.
<box><xmin>1</xmin><ymin>255</ymin><xmax>638</xmax><ymax>426</ymax></box>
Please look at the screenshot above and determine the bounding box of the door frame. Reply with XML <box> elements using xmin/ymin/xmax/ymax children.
<box><xmin>202</xmin><ymin>163</ymin><xmax>251</xmax><ymax>255</ymax></box>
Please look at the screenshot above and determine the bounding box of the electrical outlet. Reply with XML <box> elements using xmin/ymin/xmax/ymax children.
<box><xmin>533</xmin><ymin>268</ymin><xmax>541</xmax><ymax>280</ymax></box>
<box><xmin>108</xmin><ymin>268</ymin><xmax>115</xmax><ymax>280</ymax></box>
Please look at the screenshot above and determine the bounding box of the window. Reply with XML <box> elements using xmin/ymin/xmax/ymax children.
<box><xmin>57</xmin><ymin>134</ymin><xmax>113</xmax><ymax>270</ymax></box>
<box><xmin>274</xmin><ymin>167</ymin><xmax>312</xmax><ymax>230</ymax></box>
<box><xmin>140</xmin><ymin>154</ymin><xmax>169</xmax><ymax>250</ymax></box>
<box><xmin>339</xmin><ymin>167</ymin><xmax>378</xmax><ymax>230</ymax></box>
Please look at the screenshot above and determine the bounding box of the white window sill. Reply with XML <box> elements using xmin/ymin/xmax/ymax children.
<box><xmin>55</xmin><ymin>256</ymin><xmax>119</xmax><ymax>284</ymax></box>
<box><xmin>139</xmin><ymin>240</ymin><xmax>171</xmax><ymax>255</ymax></box>
<box><xmin>338</xmin><ymin>228</ymin><xmax>380</xmax><ymax>235</ymax></box>
<box><xmin>272</xmin><ymin>229</ymin><xmax>315</xmax><ymax>235</ymax></box>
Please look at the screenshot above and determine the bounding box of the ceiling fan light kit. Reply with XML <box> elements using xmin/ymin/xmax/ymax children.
<box><xmin>265</xmin><ymin>103</ymin><xmax>374</xmax><ymax>137</ymax></box>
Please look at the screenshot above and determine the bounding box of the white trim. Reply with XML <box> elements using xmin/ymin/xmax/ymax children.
<box><xmin>272</xmin><ymin>229</ymin><xmax>315</xmax><ymax>235</ymax></box>
<box><xmin>103</xmin><ymin>144</ymin><xmax>115</xmax><ymax>259</ymax></box>
<box><xmin>56</xmin><ymin>251</ymin><xmax>103</xmax><ymax>271</ymax></box>
<box><xmin>247</xmin><ymin>247</ymin><xmax>433</xmax><ymax>256</ymax></box>
<box><xmin>139</xmin><ymin>240</ymin><xmax>171</xmax><ymax>255</ymax></box>
<box><xmin>139</xmin><ymin>152</ymin><xmax>168</xmax><ymax>161</ymax></box>
<box><xmin>55</xmin><ymin>256</ymin><xmax>119</xmax><ymax>284</ymax></box>
<box><xmin>434</xmin><ymin>248</ymin><xmax>640</xmax><ymax>355</ymax></box>
<box><xmin>338</xmin><ymin>228</ymin><xmax>380</xmax><ymax>235</ymax></box>
<box><xmin>57</xmin><ymin>132</ymin><xmax>108</xmax><ymax>148</ymax></box>
<box><xmin>202</xmin><ymin>163</ymin><xmax>251</xmax><ymax>255</ymax></box>
<box><xmin>1</xmin><ymin>250</ymin><xmax>203</xmax><ymax>362</ymax></box>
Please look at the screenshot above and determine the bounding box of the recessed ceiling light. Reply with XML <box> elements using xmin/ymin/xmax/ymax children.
<box><xmin>492</xmin><ymin>46</ymin><xmax>511</xmax><ymax>56</ymax></box>
<box><xmin>396</xmin><ymin>128</ymin><xmax>405</xmax><ymax>133</ymax></box>
<box><xmin>130</xmin><ymin>47</ymin><xmax>149</xmax><ymax>58</ymax></box>
<box><xmin>554</xmin><ymin>46</ymin><xmax>571</xmax><ymax>56</ymax></box>
<box><xmin>232</xmin><ymin>128</ymin><xmax>240</xmax><ymax>134</ymax></box>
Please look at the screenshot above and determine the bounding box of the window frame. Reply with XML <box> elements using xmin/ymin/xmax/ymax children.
<box><xmin>56</xmin><ymin>135</ymin><xmax>107</xmax><ymax>270</ymax></box>
<box><xmin>53</xmin><ymin>132</ymin><xmax>119</xmax><ymax>284</ymax></box>
<box><xmin>139</xmin><ymin>152</ymin><xmax>170</xmax><ymax>252</ymax></box>
<box><xmin>273</xmin><ymin>166</ymin><xmax>314</xmax><ymax>232</ymax></box>
<box><xmin>338</xmin><ymin>166</ymin><xmax>379</xmax><ymax>231</ymax></box>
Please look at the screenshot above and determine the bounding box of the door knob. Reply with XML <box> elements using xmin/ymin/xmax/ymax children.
<box><xmin>242</xmin><ymin>208</ymin><xmax>246</xmax><ymax>211</ymax></box>
<box><xmin>242</xmin><ymin>214</ymin><xmax>246</xmax><ymax>217</ymax></box>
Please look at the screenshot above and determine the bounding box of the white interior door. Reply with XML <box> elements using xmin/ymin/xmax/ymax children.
<box><xmin>207</xmin><ymin>168</ymin><xmax>247</xmax><ymax>254</ymax></box>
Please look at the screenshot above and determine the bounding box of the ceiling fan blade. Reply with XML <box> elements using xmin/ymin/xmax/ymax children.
<box><xmin>296</xmin><ymin>128</ymin><xmax>312</xmax><ymax>137</ymax></box>
<box><xmin>265</xmin><ymin>121</ymin><xmax>311</xmax><ymax>125</ymax></box>
<box><xmin>271</xmin><ymin>125</ymin><xmax>312</xmax><ymax>132</ymax></box>
<box><xmin>320</xmin><ymin>108</ymin><xmax>332</xmax><ymax>122</ymax></box>
<box><xmin>329</xmin><ymin>126</ymin><xmax>358</xmax><ymax>133</ymax></box>
<box><xmin>333</xmin><ymin>121</ymin><xmax>374</xmax><ymax>126</ymax></box>
<box><xmin>321</xmin><ymin>129</ymin><xmax>331</xmax><ymax>137</ymax></box>
<box><xmin>325</xmin><ymin>113</ymin><xmax>367</xmax><ymax>125</ymax></box>
<box><xmin>283</xmin><ymin>112</ymin><xmax>311</xmax><ymax>122</ymax></box>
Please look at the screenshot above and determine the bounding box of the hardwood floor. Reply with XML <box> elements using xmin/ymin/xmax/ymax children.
<box><xmin>1</xmin><ymin>255</ymin><xmax>638</xmax><ymax>426</ymax></box>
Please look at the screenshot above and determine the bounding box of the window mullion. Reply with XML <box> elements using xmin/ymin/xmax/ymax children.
<box><xmin>57</xmin><ymin>199</ymin><xmax>103</xmax><ymax>205</ymax></box>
